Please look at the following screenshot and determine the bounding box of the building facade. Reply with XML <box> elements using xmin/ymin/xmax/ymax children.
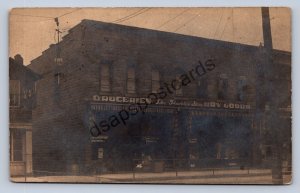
<box><xmin>28</xmin><ymin>20</ymin><xmax>291</xmax><ymax>174</ymax></box>
<box><xmin>9</xmin><ymin>55</ymin><xmax>40</xmax><ymax>176</ymax></box>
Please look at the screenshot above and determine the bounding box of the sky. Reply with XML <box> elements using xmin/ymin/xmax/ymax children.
<box><xmin>9</xmin><ymin>7</ymin><xmax>291</xmax><ymax>65</ymax></box>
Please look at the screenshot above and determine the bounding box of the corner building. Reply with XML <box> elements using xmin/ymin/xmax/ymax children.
<box><xmin>28</xmin><ymin>20</ymin><xmax>291</xmax><ymax>174</ymax></box>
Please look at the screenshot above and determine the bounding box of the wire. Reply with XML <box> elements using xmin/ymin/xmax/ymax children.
<box><xmin>112</xmin><ymin>8</ymin><xmax>145</xmax><ymax>23</ymax></box>
<box><xmin>11</xmin><ymin>8</ymin><xmax>82</xmax><ymax>21</ymax></box>
<box><xmin>112</xmin><ymin>8</ymin><xmax>150</xmax><ymax>23</ymax></box>
<box><xmin>155</xmin><ymin>9</ymin><xmax>189</xmax><ymax>30</ymax></box>
<box><xmin>219</xmin><ymin>13</ymin><xmax>231</xmax><ymax>39</ymax></box>
<box><xmin>10</xmin><ymin>18</ymin><xmax>53</xmax><ymax>23</ymax></box>
<box><xmin>173</xmin><ymin>11</ymin><xmax>202</xmax><ymax>33</ymax></box>
<box><xmin>10</xmin><ymin>13</ymin><xmax>53</xmax><ymax>19</ymax></box>
<box><xmin>231</xmin><ymin>8</ymin><xmax>235</xmax><ymax>42</ymax></box>
<box><xmin>57</xmin><ymin>8</ymin><xmax>82</xmax><ymax>19</ymax></box>
<box><xmin>212</xmin><ymin>9</ymin><xmax>224</xmax><ymax>39</ymax></box>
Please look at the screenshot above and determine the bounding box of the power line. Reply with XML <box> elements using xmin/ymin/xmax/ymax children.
<box><xmin>11</xmin><ymin>18</ymin><xmax>53</xmax><ymax>23</ymax></box>
<box><xmin>219</xmin><ymin>12</ymin><xmax>231</xmax><ymax>39</ymax></box>
<box><xmin>231</xmin><ymin>8</ymin><xmax>236</xmax><ymax>42</ymax></box>
<box><xmin>112</xmin><ymin>8</ymin><xmax>146</xmax><ymax>23</ymax></box>
<box><xmin>10</xmin><ymin>13</ymin><xmax>53</xmax><ymax>19</ymax></box>
<box><xmin>212</xmin><ymin>9</ymin><xmax>224</xmax><ymax>39</ymax></box>
<box><xmin>54</xmin><ymin>27</ymin><xmax>71</xmax><ymax>42</ymax></box>
<box><xmin>173</xmin><ymin>10</ymin><xmax>203</xmax><ymax>33</ymax></box>
<box><xmin>57</xmin><ymin>8</ymin><xmax>82</xmax><ymax>19</ymax></box>
<box><xmin>155</xmin><ymin>9</ymin><xmax>189</xmax><ymax>30</ymax></box>
<box><xmin>112</xmin><ymin>8</ymin><xmax>150</xmax><ymax>23</ymax></box>
<box><xmin>11</xmin><ymin>8</ymin><xmax>82</xmax><ymax>21</ymax></box>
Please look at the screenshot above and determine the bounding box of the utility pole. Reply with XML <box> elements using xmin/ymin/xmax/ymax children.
<box><xmin>54</xmin><ymin>17</ymin><xmax>63</xmax><ymax>85</ymax></box>
<box><xmin>261</xmin><ymin>7</ymin><xmax>283</xmax><ymax>184</ymax></box>
<box><xmin>54</xmin><ymin>17</ymin><xmax>63</xmax><ymax>105</ymax></box>
<box><xmin>54</xmin><ymin>17</ymin><xmax>62</xmax><ymax>62</ymax></box>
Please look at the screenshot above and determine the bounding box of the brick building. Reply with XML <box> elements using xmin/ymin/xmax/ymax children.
<box><xmin>27</xmin><ymin>20</ymin><xmax>291</xmax><ymax>174</ymax></box>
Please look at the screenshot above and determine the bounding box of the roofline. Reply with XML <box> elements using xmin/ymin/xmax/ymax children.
<box><xmin>81</xmin><ymin>19</ymin><xmax>291</xmax><ymax>54</ymax></box>
<box><xmin>29</xmin><ymin>19</ymin><xmax>291</xmax><ymax>65</ymax></box>
<box><xmin>10</xmin><ymin>57</ymin><xmax>42</xmax><ymax>79</ymax></box>
<box><xmin>81</xmin><ymin>19</ymin><xmax>261</xmax><ymax>51</ymax></box>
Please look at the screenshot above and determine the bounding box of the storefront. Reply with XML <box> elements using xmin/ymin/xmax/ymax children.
<box><xmin>9</xmin><ymin>124</ymin><xmax>32</xmax><ymax>176</ymax></box>
<box><xmin>85</xmin><ymin>101</ymin><xmax>175</xmax><ymax>172</ymax></box>
<box><xmin>85</xmin><ymin>95</ymin><xmax>254</xmax><ymax>172</ymax></box>
<box><xmin>187</xmin><ymin>110</ymin><xmax>254</xmax><ymax>168</ymax></box>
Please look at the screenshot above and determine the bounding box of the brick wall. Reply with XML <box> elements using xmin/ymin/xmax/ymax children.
<box><xmin>27</xmin><ymin>20</ymin><xmax>289</xmax><ymax>173</ymax></box>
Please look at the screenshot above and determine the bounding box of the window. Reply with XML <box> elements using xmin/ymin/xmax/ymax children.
<box><xmin>10</xmin><ymin>129</ymin><xmax>25</xmax><ymax>161</ymax></box>
<box><xmin>175</xmin><ymin>76</ymin><xmax>183</xmax><ymax>96</ymax></box>
<box><xmin>98</xmin><ymin>148</ymin><xmax>104</xmax><ymax>159</ymax></box>
<box><xmin>218</xmin><ymin>74</ymin><xmax>228</xmax><ymax>100</ymax></box>
<box><xmin>197</xmin><ymin>79</ymin><xmax>207</xmax><ymax>98</ymax></box>
<box><xmin>237</xmin><ymin>76</ymin><xmax>247</xmax><ymax>101</ymax></box>
<box><xmin>10</xmin><ymin>80</ymin><xmax>20</xmax><ymax>107</ymax></box>
<box><xmin>100</xmin><ymin>64</ymin><xmax>111</xmax><ymax>92</ymax></box>
<box><xmin>127</xmin><ymin>67</ymin><xmax>136</xmax><ymax>94</ymax></box>
<box><xmin>151</xmin><ymin>70</ymin><xmax>160</xmax><ymax>93</ymax></box>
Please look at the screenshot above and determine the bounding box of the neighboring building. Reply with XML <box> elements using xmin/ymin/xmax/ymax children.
<box><xmin>9</xmin><ymin>55</ymin><xmax>40</xmax><ymax>176</ymax></box>
<box><xmin>27</xmin><ymin>20</ymin><xmax>291</xmax><ymax>174</ymax></box>
<box><xmin>256</xmin><ymin>50</ymin><xmax>292</xmax><ymax>169</ymax></box>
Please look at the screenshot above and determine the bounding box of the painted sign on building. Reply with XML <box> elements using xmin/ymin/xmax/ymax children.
<box><xmin>92</xmin><ymin>95</ymin><xmax>251</xmax><ymax>110</ymax></box>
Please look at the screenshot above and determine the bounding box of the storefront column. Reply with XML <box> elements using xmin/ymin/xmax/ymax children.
<box><xmin>25</xmin><ymin>130</ymin><xmax>33</xmax><ymax>174</ymax></box>
<box><xmin>252</xmin><ymin>116</ymin><xmax>263</xmax><ymax>165</ymax></box>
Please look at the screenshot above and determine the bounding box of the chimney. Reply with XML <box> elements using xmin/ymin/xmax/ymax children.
<box><xmin>14</xmin><ymin>54</ymin><xmax>24</xmax><ymax>65</ymax></box>
<box><xmin>261</xmin><ymin>7</ymin><xmax>273</xmax><ymax>51</ymax></box>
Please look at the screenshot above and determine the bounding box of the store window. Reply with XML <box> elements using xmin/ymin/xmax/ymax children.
<box><xmin>10</xmin><ymin>129</ymin><xmax>25</xmax><ymax>162</ymax></box>
<box><xmin>127</xmin><ymin>67</ymin><xmax>136</xmax><ymax>94</ymax></box>
<box><xmin>9</xmin><ymin>80</ymin><xmax>20</xmax><ymax>107</ymax></box>
<box><xmin>100</xmin><ymin>64</ymin><xmax>111</xmax><ymax>92</ymax></box>
<box><xmin>151</xmin><ymin>70</ymin><xmax>160</xmax><ymax>93</ymax></box>
<box><xmin>218</xmin><ymin>74</ymin><xmax>228</xmax><ymax>100</ymax></box>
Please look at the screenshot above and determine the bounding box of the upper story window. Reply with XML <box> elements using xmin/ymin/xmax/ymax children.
<box><xmin>197</xmin><ymin>79</ymin><xmax>208</xmax><ymax>98</ymax></box>
<box><xmin>237</xmin><ymin>76</ymin><xmax>247</xmax><ymax>101</ymax></box>
<box><xmin>175</xmin><ymin>75</ymin><xmax>183</xmax><ymax>96</ymax></box>
<box><xmin>9</xmin><ymin>80</ymin><xmax>20</xmax><ymax>107</ymax></box>
<box><xmin>218</xmin><ymin>74</ymin><xmax>228</xmax><ymax>100</ymax></box>
<box><xmin>100</xmin><ymin>64</ymin><xmax>111</xmax><ymax>92</ymax></box>
<box><xmin>127</xmin><ymin>67</ymin><xmax>136</xmax><ymax>94</ymax></box>
<box><xmin>151</xmin><ymin>70</ymin><xmax>160</xmax><ymax>93</ymax></box>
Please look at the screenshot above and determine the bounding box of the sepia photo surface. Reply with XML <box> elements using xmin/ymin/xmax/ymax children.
<box><xmin>9</xmin><ymin>7</ymin><xmax>291</xmax><ymax>184</ymax></box>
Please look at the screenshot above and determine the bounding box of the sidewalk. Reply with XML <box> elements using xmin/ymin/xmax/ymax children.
<box><xmin>97</xmin><ymin>169</ymin><xmax>274</xmax><ymax>184</ymax></box>
<box><xmin>10</xmin><ymin>168</ymin><xmax>291</xmax><ymax>184</ymax></box>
